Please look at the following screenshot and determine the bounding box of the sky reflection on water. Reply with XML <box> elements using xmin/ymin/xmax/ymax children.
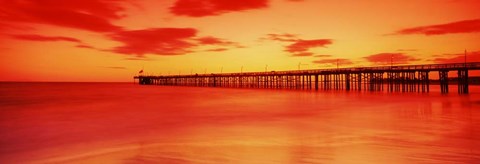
<box><xmin>0</xmin><ymin>83</ymin><xmax>479</xmax><ymax>163</ymax></box>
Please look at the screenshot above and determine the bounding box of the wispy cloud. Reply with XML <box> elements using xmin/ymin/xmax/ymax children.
<box><xmin>291</xmin><ymin>52</ymin><xmax>314</xmax><ymax>57</ymax></box>
<box><xmin>206</xmin><ymin>48</ymin><xmax>228</xmax><ymax>52</ymax></box>
<box><xmin>433</xmin><ymin>51</ymin><xmax>480</xmax><ymax>63</ymax></box>
<box><xmin>264</xmin><ymin>33</ymin><xmax>298</xmax><ymax>42</ymax></box>
<box><xmin>170</xmin><ymin>0</ymin><xmax>268</xmax><ymax>17</ymax></box>
<box><xmin>195</xmin><ymin>36</ymin><xmax>237</xmax><ymax>46</ymax></box>
<box><xmin>264</xmin><ymin>33</ymin><xmax>333</xmax><ymax>57</ymax></box>
<box><xmin>314</xmin><ymin>54</ymin><xmax>332</xmax><ymax>58</ymax></box>
<box><xmin>10</xmin><ymin>34</ymin><xmax>82</xmax><ymax>43</ymax></box>
<box><xmin>364</xmin><ymin>53</ymin><xmax>419</xmax><ymax>64</ymax></box>
<box><xmin>286</xmin><ymin>39</ymin><xmax>332</xmax><ymax>53</ymax></box>
<box><xmin>195</xmin><ymin>36</ymin><xmax>241</xmax><ymax>52</ymax></box>
<box><xmin>393</xmin><ymin>18</ymin><xmax>480</xmax><ymax>35</ymax></box>
<box><xmin>75</xmin><ymin>44</ymin><xmax>96</xmax><ymax>49</ymax></box>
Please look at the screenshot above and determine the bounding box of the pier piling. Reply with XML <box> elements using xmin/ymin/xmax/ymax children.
<box><xmin>135</xmin><ymin>62</ymin><xmax>480</xmax><ymax>94</ymax></box>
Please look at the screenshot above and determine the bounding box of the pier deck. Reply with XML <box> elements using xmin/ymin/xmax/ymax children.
<box><xmin>134</xmin><ymin>62</ymin><xmax>480</xmax><ymax>93</ymax></box>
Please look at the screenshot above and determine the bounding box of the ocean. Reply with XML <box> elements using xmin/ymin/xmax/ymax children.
<box><xmin>1</xmin><ymin>82</ymin><xmax>479</xmax><ymax>163</ymax></box>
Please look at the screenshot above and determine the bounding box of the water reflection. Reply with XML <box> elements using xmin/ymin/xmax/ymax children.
<box><xmin>0</xmin><ymin>83</ymin><xmax>479</xmax><ymax>163</ymax></box>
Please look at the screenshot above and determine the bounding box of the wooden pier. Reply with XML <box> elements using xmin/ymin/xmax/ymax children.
<box><xmin>134</xmin><ymin>62</ymin><xmax>480</xmax><ymax>94</ymax></box>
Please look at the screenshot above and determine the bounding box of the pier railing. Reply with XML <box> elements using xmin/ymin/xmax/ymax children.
<box><xmin>134</xmin><ymin>62</ymin><xmax>480</xmax><ymax>94</ymax></box>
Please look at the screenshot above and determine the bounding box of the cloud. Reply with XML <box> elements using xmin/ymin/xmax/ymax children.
<box><xmin>312</xmin><ymin>59</ymin><xmax>353</xmax><ymax>66</ymax></box>
<box><xmin>364</xmin><ymin>53</ymin><xmax>419</xmax><ymax>64</ymax></box>
<box><xmin>286</xmin><ymin>39</ymin><xmax>332</xmax><ymax>53</ymax></box>
<box><xmin>109</xmin><ymin>28</ymin><xmax>197</xmax><ymax>56</ymax></box>
<box><xmin>433</xmin><ymin>51</ymin><xmax>480</xmax><ymax>63</ymax></box>
<box><xmin>291</xmin><ymin>52</ymin><xmax>313</xmax><ymax>57</ymax></box>
<box><xmin>170</xmin><ymin>0</ymin><xmax>268</xmax><ymax>17</ymax></box>
<box><xmin>264</xmin><ymin>33</ymin><xmax>333</xmax><ymax>57</ymax></box>
<box><xmin>9</xmin><ymin>34</ymin><xmax>100</xmax><ymax>50</ymax></box>
<box><xmin>9</xmin><ymin>28</ymin><xmax>240</xmax><ymax>57</ymax></box>
<box><xmin>75</xmin><ymin>44</ymin><xmax>96</xmax><ymax>49</ymax></box>
<box><xmin>0</xmin><ymin>0</ymin><xmax>125</xmax><ymax>32</ymax></box>
<box><xmin>195</xmin><ymin>36</ymin><xmax>237</xmax><ymax>46</ymax></box>
<box><xmin>264</xmin><ymin>33</ymin><xmax>298</xmax><ymax>42</ymax></box>
<box><xmin>206</xmin><ymin>48</ymin><xmax>228</xmax><ymax>52</ymax></box>
<box><xmin>314</xmin><ymin>54</ymin><xmax>332</xmax><ymax>57</ymax></box>
<box><xmin>393</xmin><ymin>18</ymin><xmax>480</xmax><ymax>35</ymax></box>
<box><xmin>195</xmin><ymin>36</ymin><xmax>241</xmax><ymax>53</ymax></box>
<box><xmin>108</xmin><ymin>28</ymin><xmax>244</xmax><ymax>56</ymax></box>
<box><xmin>10</xmin><ymin>34</ymin><xmax>82</xmax><ymax>43</ymax></box>
<box><xmin>1</xmin><ymin>0</ymin><xmax>249</xmax><ymax>57</ymax></box>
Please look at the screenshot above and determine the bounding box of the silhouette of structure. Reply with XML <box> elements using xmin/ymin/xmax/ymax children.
<box><xmin>134</xmin><ymin>62</ymin><xmax>480</xmax><ymax>94</ymax></box>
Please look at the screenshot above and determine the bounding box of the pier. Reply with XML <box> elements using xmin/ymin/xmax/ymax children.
<box><xmin>134</xmin><ymin>62</ymin><xmax>480</xmax><ymax>94</ymax></box>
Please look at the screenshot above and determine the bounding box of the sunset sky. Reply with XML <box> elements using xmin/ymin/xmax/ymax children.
<box><xmin>0</xmin><ymin>0</ymin><xmax>479</xmax><ymax>82</ymax></box>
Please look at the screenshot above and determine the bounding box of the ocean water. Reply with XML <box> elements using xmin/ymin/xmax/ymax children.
<box><xmin>0</xmin><ymin>82</ymin><xmax>479</xmax><ymax>164</ymax></box>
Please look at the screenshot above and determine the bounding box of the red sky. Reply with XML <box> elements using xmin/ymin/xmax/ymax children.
<box><xmin>0</xmin><ymin>0</ymin><xmax>479</xmax><ymax>81</ymax></box>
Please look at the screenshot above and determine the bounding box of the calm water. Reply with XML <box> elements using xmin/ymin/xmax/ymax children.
<box><xmin>0</xmin><ymin>82</ymin><xmax>479</xmax><ymax>164</ymax></box>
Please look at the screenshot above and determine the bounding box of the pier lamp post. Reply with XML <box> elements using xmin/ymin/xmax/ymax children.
<box><xmin>336</xmin><ymin>59</ymin><xmax>339</xmax><ymax>69</ymax></box>
<box><xmin>391</xmin><ymin>54</ymin><xmax>393</xmax><ymax>68</ymax></box>
<box><xmin>241</xmin><ymin>66</ymin><xmax>243</xmax><ymax>73</ymax></box>
<box><xmin>265</xmin><ymin>65</ymin><xmax>268</xmax><ymax>72</ymax></box>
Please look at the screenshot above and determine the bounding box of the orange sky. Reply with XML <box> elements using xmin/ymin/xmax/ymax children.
<box><xmin>0</xmin><ymin>0</ymin><xmax>479</xmax><ymax>82</ymax></box>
